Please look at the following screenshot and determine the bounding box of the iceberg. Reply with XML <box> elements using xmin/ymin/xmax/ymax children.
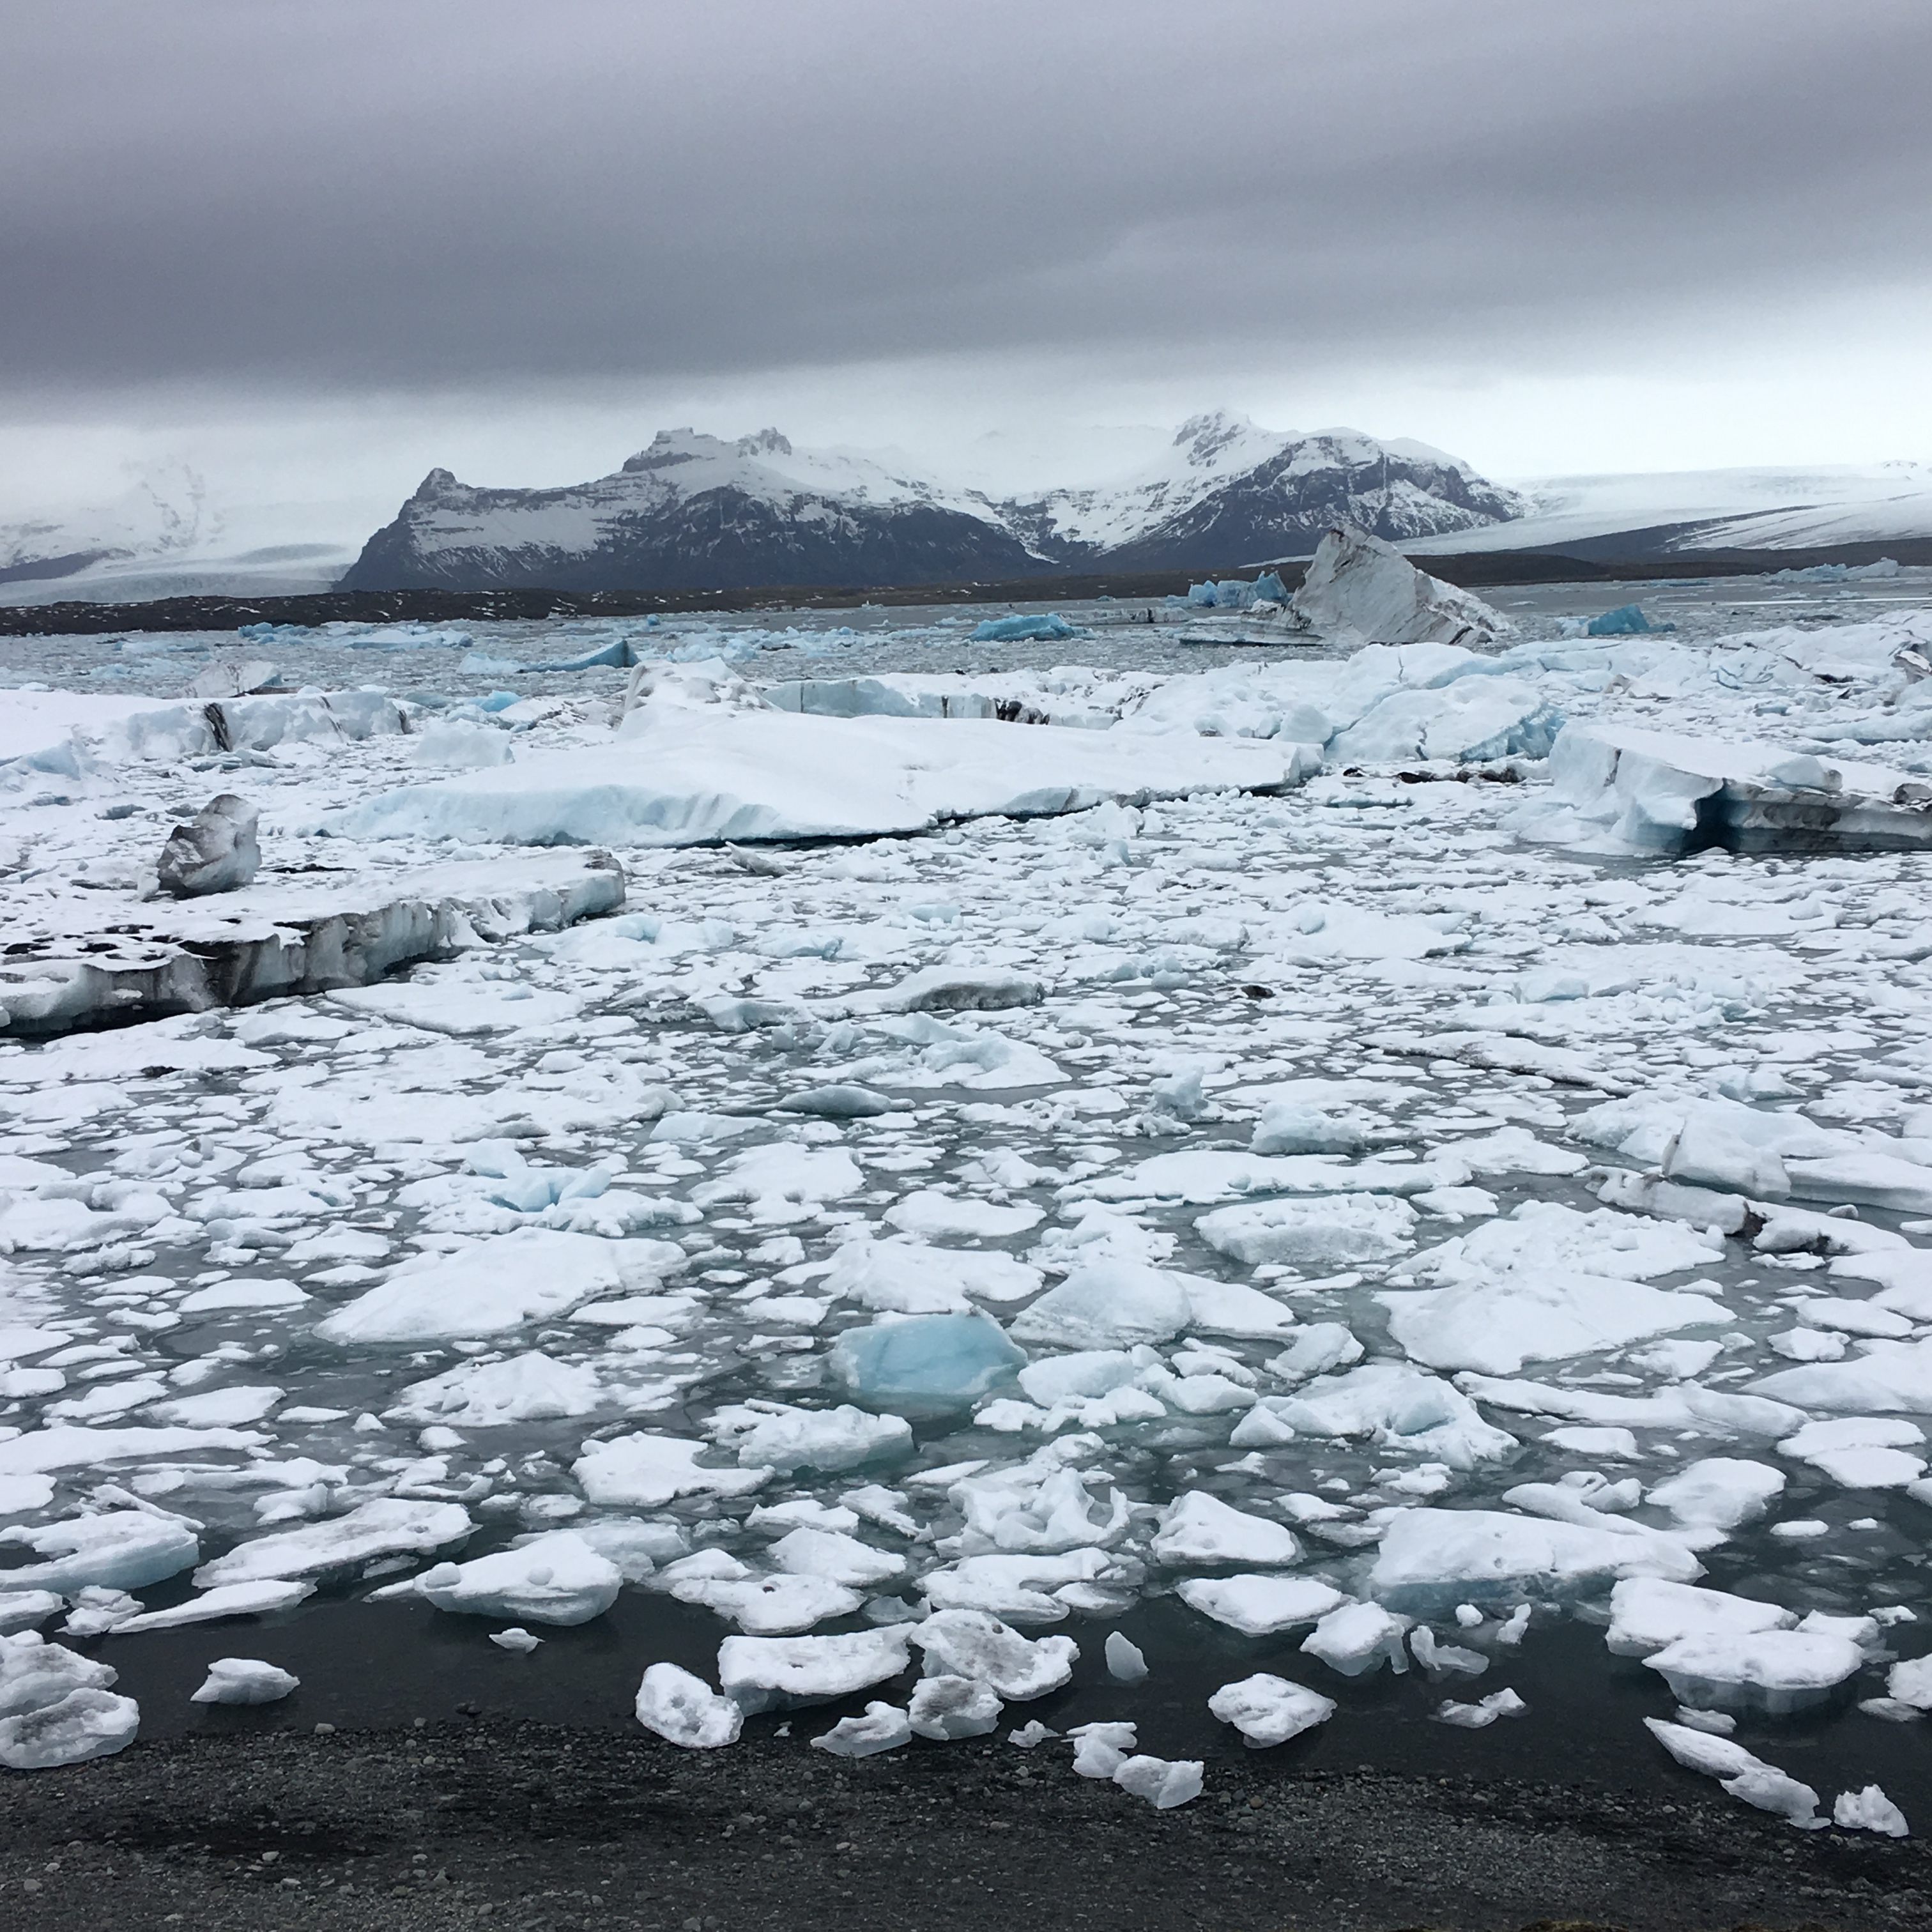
<box><xmin>1289</xmin><ymin>524</ymin><xmax>1511</xmax><ymax>648</ymax></box>
<box><xmin>828</xmin><ymin>1312</ymin><xmax>1027</xmax><ymax>1413</ymax></box>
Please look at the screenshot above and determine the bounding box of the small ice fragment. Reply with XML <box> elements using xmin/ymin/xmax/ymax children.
<box><xmin>190</xmin><ymin>1658</ymin><xmax>299</xmax><ymax>1705</ymax></box>
<box><xmin>911</xmin><ymin>1609</ymin><xmax>1078</xmax><ymax>1700</ymax></box>
<box><xmin>1834</xmin><ymin>1784</ymin><xmax>1908</xmax><ymax>1837</ymax></box>
<box><xmin>1301</xmin><ymin>1601</ymin><xmax>1410</xmax><ymax>1678</ymax></box>
<box><xmin>908</xmin><ymin>1675</ymin><xmax>1002</xmax><ymax>1741</ymax></box>
<box><xmin>1007</xmin><ymin>1719</ymin><xmax>1057</xmax><ymax>1748</ymax></box>
<box><xmin>1105</xmin><ymin>1631</ymin><xmax>1148</xmax><ymax>1682</ymax></box>
<box><xmin>1674</xmin><ymin>1707</ymin><xmax>1736</xmax><ymax>1735</ymax></box>
<box><xmin>1112</xmin><ymin>1754</ymin><xmax>1204</xmax><ymax>1809</ymax></box>
<box><xmin>1409</xmin><ymin>1626</ymin><xmax>1488</xmax><ymax>1678</ymax></box>
<box><xmin>811</xmin><ymin>1701</ymin><xmax>911</xmax><ymax>1758</ymax></box>
<box><xmin>490</xmin><ymin>1627</ymin><xmax>542</xmax><ymax>1654</ymax></box>
<box><xmin>634</xmin><ymin>1663</ymin><xmax>743</xmax><ymax>1748</ymax></box>
<box><xmin>1434</xmin><ymin>1688</ymin><xmax>1526</xmax><ymax>1729</ymax></box>
<box><xmin>1454</xmin><ymin>1604</ymin><xmax>1483</xmax><ymax>1629</ymax></box>
<box><xmin>1070</xmin><ymin>1721</ymin><xmax>1137</xmax><ymax>1778</ymax></box>
<box><xmin>1208</xmin><ymin>1673</ymin><xmax>1336</xmax><ymax>1747</ymax></box>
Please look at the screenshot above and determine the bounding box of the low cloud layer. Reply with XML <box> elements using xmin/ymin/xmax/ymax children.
<box><xmin>4</xmin><ymin>0</ymin><xmax>1928</xmax><ymax>502</ymax></box>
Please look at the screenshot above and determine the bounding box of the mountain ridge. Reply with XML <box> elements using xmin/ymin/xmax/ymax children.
<box><xmin>337</xmin><ymin>412</ymin><xmax>1530</xmax><ymax>593</ymax></box>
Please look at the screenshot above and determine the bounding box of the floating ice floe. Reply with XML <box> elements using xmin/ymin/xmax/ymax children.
<box><xmin>329</xmin><ymin>666</ymin><xmax>1313</xmax><ymax>847</ymax></box>
<box><xmin>1208</xmin><ymin>1673</ymin><xmax>1337</xmax><ymax>1746</ymax></box>
<box><xmin>1643</xmin><ymin>1717</ymin><xmax>1823</xmax><ymax>1828</ymax></box>
<box><xmin>190</xmin><ymin>1658</ymin><xmax>300</xmax><ymax>1705</ymax></box>
<box><xmin>1528</xmin><ymin>721</ymin><xmax>1932</xmax><ymax>857</ymax></box>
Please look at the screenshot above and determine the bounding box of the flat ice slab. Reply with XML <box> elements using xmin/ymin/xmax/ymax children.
<box><xmin>1538</xmin><ymin>721</ymin><xmax>1932</xmax><ymax>856</ymax></box>
<box><xmin>0</xmin><ymin>852</ymin><xmax>623</xmax><ymax>1036</ymax></box>
<box><xmin>330</xmin><ymin>708</ymin><xmax>1314</xmax><ymax>847</ymax></box>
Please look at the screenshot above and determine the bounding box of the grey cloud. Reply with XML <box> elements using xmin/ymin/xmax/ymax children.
<box><xmin>4</xmin><ymin>0</ymin><xmax>1929</xmax><ymax>398</ymax></box>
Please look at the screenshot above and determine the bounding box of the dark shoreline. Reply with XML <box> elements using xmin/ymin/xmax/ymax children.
<box><xmin>4</xmin><ymin>537</ymin><xmax>1928</xmax><ymax>636</ymax></box>
<box><xmin>3</xmin><ymin>1718</ymin><xmax>1926</xmax><ymax>1932</ymax></box>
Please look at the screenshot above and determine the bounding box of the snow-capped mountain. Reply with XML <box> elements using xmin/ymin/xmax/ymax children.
<box><xmin>0</xmin><ymin>463</ymin><xmax>213</xmax><ymax>587</ymax></box>
<box><xmin>1001</xmin><ymin>413</ymin><xmax>1529</xmax><ymax>568</ymax></box>
<box><xmin>339</xmin><ymin>429</ymin><xmax>1046</xmax><ymax>593</ymax></box>
<box><xmin>339</xmin><ymin>415</ymin><xmax>1528</xmax><ymax>592</ymax></box>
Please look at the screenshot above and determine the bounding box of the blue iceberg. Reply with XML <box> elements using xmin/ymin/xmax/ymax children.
<box><xmin>969</xmin><ymin>613</ymin><xmax>1085</xmax><ymax>643</ymax></box>
<box><xmin>1585</xmin><ymin>604</ymin><xmax>1675</xmax><ymax>636</ymax></box>
<box><xmin>829</xmin><ymin>1314</ymin><xmax>1026</xmax><ymax>1414</ymax></box>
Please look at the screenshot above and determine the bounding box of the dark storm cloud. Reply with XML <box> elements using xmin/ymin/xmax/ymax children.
<box><xmin>4</xmin><ymin>0</ymin><xmax>1929</xmax><ymax>397</ymax></box>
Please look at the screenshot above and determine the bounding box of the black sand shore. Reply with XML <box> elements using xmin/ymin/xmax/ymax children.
<box><xmin>3</xmin><ymin>1720</ymin><xmax>1926</xmax><ymax>1932</ymax></box>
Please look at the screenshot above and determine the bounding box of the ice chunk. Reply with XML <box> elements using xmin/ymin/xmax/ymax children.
<box><xmin>911</xmin><ymin>1609</ymin><xmax>1078</xmax><ymax>1699</ymax></box>
<box><xmin>193</xmin><ymin>1499</ymin><xmax>473</xmax><ymax>1586</ymax></box>
<box><xmin>0</xmin><ymin>1687</ymin><xmax>141</xmax><ymax>1770</ymax></box>
<box><xmin>490</xmin><ymin>1627</ymin><xmax>541</xmax><ymax>1653</ymax></box>
<box><xmin>1104</xmin><ymin>1631</ymin><xmax>1148</xmax><ymax>1682</ymax></box>
<box><xmin>717</xmin><ymin>1628</ymin><xmax>912</xmax><ymax>1713</ymax></box>
<box><xmin>825</xmin><ymin>1239</ymin><xmax>1045</xmax><ymax>1314</ymax></box>
<box><xmin>1273</xmin><ymin>1363</ymin><xmax>1519</xmax><ymax>1468</ymax></box>
<box><xmin>0</xmin><ymin>1592</ymin><xmax>65</xmax><ymax>1637</ymax></box>
<box><xmin>1646</xmin><ymin>1459</ymin><xmax>1786</xmax><ymax>1536</ymax></box>
<box><xmin>668</xmin><ymin>1573</ymin><xmax>863</xmax><ymax>1635</ymax></box>
<box><xmin>1369</xmin><ymin>1506</ymin><xmax>1701</xmax><ymax>1613</ymax></box>
<box><xmin>778</xmin><ymin>1084</ymin><xmax>894</xmax><ymax>1119</ymax></box>
<box><xmin>634</xmin><ymin>1662</ymin><xmax>744</xmax><ymax>1747</ymax></box>
<box><xmin>1606</xmin><ymin>1578</ymin><xmax>1796</xmax><ymax>1658</ymax></box>
<box><xmin>1008</xmin><ymin>1719</ymin><xmax>1056</xmax><ymax>1748</ymax></box>
<box><xmin>970</xmin><ymin>614</ymin><xmax>1083</xmax><ymax>643</ymax></box>
<box><xmin>1643</xmin><ymin>1630</ymin><xmax>1865</xmax><ymax>1715</ymax></box>
<box><xmin>1435</xmin><ymin>1688</ymin><xmax>1527</xmax><ymax>1728</ymax></box>
<box><xmin>107</xmin><ymin>1580</ymin><xmax>316</xmax><ymax>1635</ymax></box>
<box><xmin>1176</xmin><ymin>1575</ymin><xmax>1349</xmax><ymax>1637</ymax></box>
<box><xmin>190</xmin><ymin>1658</ymin><xmax>299</xmax><ymax>1705</ymax></box>
<box><xmin>1885</xmin><ymin>1655</ymin><xmax>1932</xmax><ymax>1710</ymax></box>
<box><xmin>574</xmin><ymin>1431</ymin><xmax>774</xmax><ymax>1506</ymax></box>
<box><xmin>706</xmin><ymin>1402</ymin><xmax>912</xmax><ymax>1475</ymax></box>
<box><xmin>317</xmin><ymin>1228</ymin><xmax>677</xmax><ymax>1344</ymax></box>
<box><xmin>908</xmin><ymin>1674</ymin><xmax>1004</xmax><ymax>1740</ymax></box>
<box><xmin>811</xmin><ymin>1701</ymin><xmax>912</xmax><ymax>1758</ymax></box>
<box><xmin>1007</xmin><ymin>1261</ymin><xmax>1192</xmax><ymax>1349</ymax></box>
<box><xmin>386</xmin><ymin>1352</ymin><xmax>606</xmax><ymax>1427</ymax></box>
<box><xmin>410</xmin><ymin>1531</ymin><xmax>622</xmax><ymax>1626</ymax></box>
<box><xmin>1644</xmin><ymin>1717</ymin><xmax>1823</xmax><ymax>1828</ymax></box>
<box><xmin>158</xmin><ymin>794</ymin><xmax>260</xmax><ymax>898</ymax></box>
<box><xmin>1208</xmin><ymin>1673</ymin><xmax>1336</xmax><ymax>1747</ymax></box>
<box><xmin>829</xmin><ymin>1312</ymin><xmax>1026</xmax><ymax>1413</ymax></box>
<box><xmin>0</xmin><ymin>1509</ymin><xmax>199</xmax><ymax>1593</ymax></box>
<box><xmin>1834</xmin><ymin>1785</ymin><xmax>1909</xmax><ymax>1836</ymax></box>
<box><xmin>1264</xmin><ymin>1323</ymin><xmax>1363</xmax><ymax>1380</ymax></box>
<box><xmin>768</xmin><ymin>1527</ymin><xmax>907</xmax><ymax>1590</ymax></box>
<box><xmin>1152</xmin><ymin>1492</ymin><xmax>1300</xmax><ymax>1568</ymax></box>
<box><xmin>1113</xmin><ymin>1754</ymin><xmax>1204</xmax><ymax>1809</ymax></box>
<box><xmin>1070</xmin><ymin>1720</ymin><xmax>1137</xmax><ymax>1777</ymax></box>
<box><xmin>1779</xmin><ymin>1416</ymin><xmax>1928</xmax><ymax>1489</ymax></box>
<box><xmin>1195</xmin><ymin>1193</ymin><xmax>1415</xmax><ymax>1267</ymax></box>
<box><xmin>1302</xmin><ymin>1601</ymin><xmax>1411</xmax><ymax>1678</ymax></box>
<box><xmin>1584</xmin><ymin>603</ymin><xmax>1667</xmax><ymax>636</ymax></box>
<box><xmin>0</xmin><ymin>1631</ymin><xmax>119</xmax><ymax>1717</ymax></box>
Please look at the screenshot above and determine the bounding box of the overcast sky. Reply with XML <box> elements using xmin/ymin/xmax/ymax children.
<box><xmin>5</xmin><ymin>0</ymin><xmax>1930</xmax><ymax>528</ymax></box>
